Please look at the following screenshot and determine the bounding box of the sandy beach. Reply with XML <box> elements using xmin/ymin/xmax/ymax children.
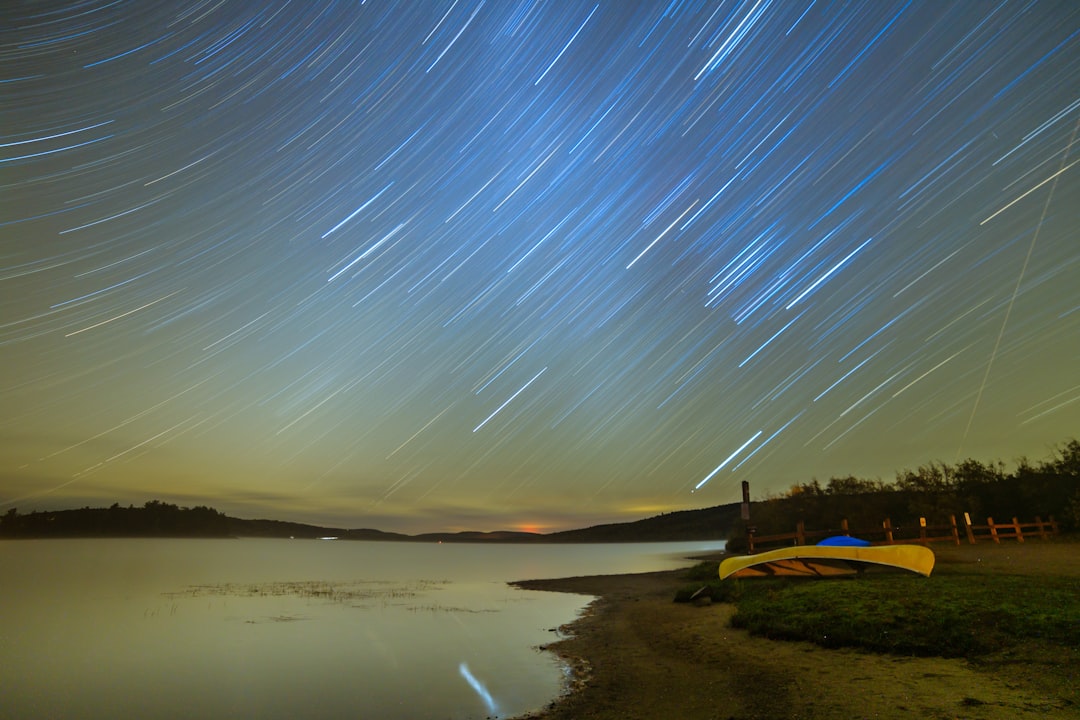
<box><xmin>513</xmin><ymin>543</ymin><xmax>1079</xmax><ymax>720</ymax></box>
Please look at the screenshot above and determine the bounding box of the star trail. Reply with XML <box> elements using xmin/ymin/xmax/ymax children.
<box><xmin>3</xmin><ymin>1</ymin><xmax>1078</xmax><ymax>532</ymax></box>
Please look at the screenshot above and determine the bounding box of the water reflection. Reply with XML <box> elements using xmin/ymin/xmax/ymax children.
<box><xmin>0</xmin><ymin>539</ymin><xmax>722</xmax><ymax>719</ymax></box>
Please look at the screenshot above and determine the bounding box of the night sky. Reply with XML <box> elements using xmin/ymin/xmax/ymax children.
<box><xmin>3</xmin><ymin>1</ymin><xmax>1078</xmax><ymax>533</ymax></box>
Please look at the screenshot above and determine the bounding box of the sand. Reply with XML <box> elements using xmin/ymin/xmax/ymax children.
<box><xmin>512</xmin><ymin>543</ymin><xmax>1079</xmax><ymax>720</ymax></box>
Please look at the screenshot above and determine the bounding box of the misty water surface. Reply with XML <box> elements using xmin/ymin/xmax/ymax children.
<box><xmin>0</xmin><ymin>538</ymin><xmax>723</xmax><ymax>719</ymax></box>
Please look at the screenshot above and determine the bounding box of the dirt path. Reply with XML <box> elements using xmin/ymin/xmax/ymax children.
<box><xmin>513</xmin><ymin>543</ymin><xmax>1079</xmax><ymax>720</ymax></box>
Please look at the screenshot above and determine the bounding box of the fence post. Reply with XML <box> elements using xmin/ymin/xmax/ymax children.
<box><xmin>988</xmin><ymin>517</ymin><xmax>1000</xmax><ymax>544</ymax></box>
<box><xmin>918</xmin><ymin>517</ymin><xmax>927</xmax><ymax>545</ymax></box>
<box><xmin>1012</xmin><ymin>517</ymin><xmax>1024</xmax><ymax>543</ymax></box>
<box><xmin>950</xmin><ymin>515</ymin><xmax>961</xmax><ymax>545</ymax></box>
<box><xmin>796</xmin><ymin>520</ymin><xmax>805</xmax><ymax>546</ymax></box>
<box><xmin>1034</xmin><ymin>516</ymin><xmax>1048</xmax><ymax>540</ymax></box>
<box><xmin>1049</xmin><ymin>515</ymin><xmax>1059</xmax><ymax>536</ymax></box>
<box><xmin>747</xmin><ymin>528</ymin><xmax>756</xmax><ymax>554</ymax></box>
<box><xmin>883</xmin><ymin>517</ymin><xmax>894</xmax><ymax>544</ymax></box>
<box><xmin>841</xmin><ymin>518</ymin><xmax>849</xmax><ymax>535</ymax></box>
<box><xmin>963</xmin><ymin>512</ymin><xmax>976</xmax><ymax>544</ymax></box>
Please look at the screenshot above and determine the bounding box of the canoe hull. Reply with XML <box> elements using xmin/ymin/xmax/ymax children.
<box><xmin>719</xmin><ymin>544</ymin><xmax>935</xmax><ymax>579</ymax></box>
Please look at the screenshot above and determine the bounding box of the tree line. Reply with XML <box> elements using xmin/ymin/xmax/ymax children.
<box><xmin>725</xmin><ymin>439</ymin><xmax>1080</xmax><ymax>550</ymax></box>
<box><xmin>0</xmin><ymin>500</ymin><xmax>231</xmax><ymax>538</ymax></box>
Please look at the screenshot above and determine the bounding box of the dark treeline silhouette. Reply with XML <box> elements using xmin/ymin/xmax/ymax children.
<box><xmin>726</xmin><ymin>439</ymin><xmax>1080</xmax><ymax>550</ymax></box>
<box><xmin>0</xmin><ymin>500</ymin><xmax>231</xmax><ymax>538</ymax></box>
<box><xmin>0</xmin><ymin>498</ymin><xmax>735</xmax><ymax>542</ymax></box>
<box><xmin>2</xmin><ymin>439</ymin><xmax>1077</xmax><ymax>542</ymax></box>
<box><xmin>0</xmin><ymin>501</ymin><xmax>414</xmax><ymax>540</ymax></box>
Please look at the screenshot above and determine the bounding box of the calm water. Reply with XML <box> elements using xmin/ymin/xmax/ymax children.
<box><xmin>0</xmin><ymin>538</ymin><xmax>723</xmax><ymax>719</ymax></box>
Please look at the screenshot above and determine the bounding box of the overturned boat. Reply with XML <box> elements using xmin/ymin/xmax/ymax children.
<box><xmin>719</xmin><ymin>542</ymin><xmax>935</xmax><ymax>579</ymax></box>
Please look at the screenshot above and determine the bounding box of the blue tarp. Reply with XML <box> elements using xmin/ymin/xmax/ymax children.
<box><xmin>817</xmin><ymin>535</ymin><xmax>871</xmax><ymax>547</ymax></box>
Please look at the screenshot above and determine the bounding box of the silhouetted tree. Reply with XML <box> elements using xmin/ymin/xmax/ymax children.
<box><xmin>1</xmin><ymin>508</ymin><xmax>17</xmax><ymax>535</ymax></box>
<box><xmin>740</xmin><ymin>439</ymin><xmax>1079</xmax><ymax>538</ymax></box>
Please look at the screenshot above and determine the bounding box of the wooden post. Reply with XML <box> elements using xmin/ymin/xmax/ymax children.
<box><xmin>1034</xmin><ymin>516</ymin><xmax>1047</xmax><ymax>540</ymax></box>
<box><xmin>1013</xmin><ymin>517</ymin><xmax>1024</xmax><ymax>543</ymax></box>
<box><xmin>988</xmin><ymin>517</ymin><xmax>1000</xmax><ymax>544</ymax></box>
<box><xmin>1050</xmin><ymin>515</ymin><xmax>1059</xmax><ymax>536</ymax></box>
<box><xmin>796</xmin><ymin>520</ymin><xmax>806</xmax><ymax>546</ymax></box>
<box><xmin>918</xmin><ymin>517</ymin><xmax>927</xmax><ymax>545</ymax></box>
<box><xmin>964</xmin><ymin>512</ymin><xmax>976</xmax><ymax>544</ymax></box>
<box><xmin>741</xmin><ymin>478</ymin><xmax>755</xmax><ymax>554</ymax></box>
<box><xmin>950</xmin><ymin>515</ymin><xmax>960</xmax><ymax>545</ymax></box>
<box><xmin>841</xmin><ymin>518</ymin><xmax>849</xmax><ymax>535</ymax></box>
<box><xmin>883</xmin><ymin>518</ymin><xmax>894</xmax><ymax>544</ymax></box>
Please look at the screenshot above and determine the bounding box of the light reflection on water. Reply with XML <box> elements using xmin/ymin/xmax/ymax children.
<box><xmin>0</xmin><ymin>538</ymin><xmax>723</xmax><ymax>719</ymax></box>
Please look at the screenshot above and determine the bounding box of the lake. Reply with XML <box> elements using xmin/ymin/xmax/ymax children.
<box><xmin>0</xmin><ymin>538</ymin><xmax>724</xmax><ymax>719</ymax></box>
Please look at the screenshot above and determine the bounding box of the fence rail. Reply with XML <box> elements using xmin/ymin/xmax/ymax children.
<box><xmin>746</xmin><ymin>515</ymin><xmax>1058</xmax><ymax>553</ymax></box>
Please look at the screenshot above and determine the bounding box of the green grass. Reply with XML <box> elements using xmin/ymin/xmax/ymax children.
<box><xmin>676</xmin><ymin>562</ymin><xmax>1080</xmax><ymax>658</ymax></box>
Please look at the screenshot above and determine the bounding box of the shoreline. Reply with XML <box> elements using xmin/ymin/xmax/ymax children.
<box><xmin>511</xmin><ymin>545</ymin><xmax>1078</xmax><ymax>720</ymax></box>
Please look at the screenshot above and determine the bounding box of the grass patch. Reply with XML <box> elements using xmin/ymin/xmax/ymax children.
<box><xmin>675</xmin><ymin>561</ymin><xmax>1080</xmax><ymax>658</ymax></box>
<box><xmin>675</xmin><ymin>561</ymin><xmax>740</xmax><ymax>603</ymax></box>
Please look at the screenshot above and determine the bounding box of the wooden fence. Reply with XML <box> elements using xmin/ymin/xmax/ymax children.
<box><xmin>746</xmin><ymin>515</ymin><xmax>1058</xmax><ymax>554</ymax></box>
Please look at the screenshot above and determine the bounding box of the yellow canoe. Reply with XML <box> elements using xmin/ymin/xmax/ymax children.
<box><xmin>719</xmin><ymin>544</ymin><xmax>935</xmax><ymax>579</ymax></box>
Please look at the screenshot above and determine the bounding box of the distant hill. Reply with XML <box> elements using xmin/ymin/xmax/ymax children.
<box><xmin>545</xmin><ymin>503</ymin><xmax>740</xmax><ymax>542</ymax></box>
<box><xmin>226</xmin><ymin>517</ymin><xmax>410</xmax><ymax>541</ymax></box>
<box><xmin>412</xmin><ymin>530</ymin><xmax>547</xmax><ymax>543</ymax></box>
<box><xmin>0</xmin><ymin>501</ymin><xmax>741</xmax><ymax>542</ymax></box>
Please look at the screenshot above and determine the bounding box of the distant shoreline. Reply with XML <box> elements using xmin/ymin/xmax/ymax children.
<box><xmin>0</xmin><ymin>501</ymin><xmax>737</xmax><ymax>543</ymax></box>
